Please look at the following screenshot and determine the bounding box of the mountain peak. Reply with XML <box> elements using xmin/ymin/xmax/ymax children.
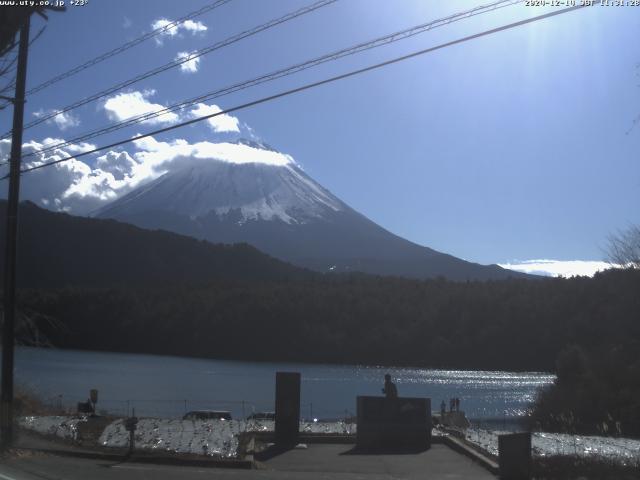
<box><xmin>95</xmin><ymin>158</ymin><xmax>344</xmax><ymax>225</ymax></box>
<box><xmin>95</xmin><ymin>143</ymin><xmax>530</xmax><ymax>281</ymax></box>
<box><xmin>233</xmin><ymin>137</ymin><xmax>279</xmax><ymax>153</ymax></box>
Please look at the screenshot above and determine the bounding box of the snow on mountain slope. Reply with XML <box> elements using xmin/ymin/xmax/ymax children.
<box><xmin>96</xmin><ymin>154</ymin><xmax>343</xmax><ymax>225</ymax></box>
<box><xmin>95</xmin><ymin>140</ymin><xmax>529</xmax><ymax>281</ymax></box>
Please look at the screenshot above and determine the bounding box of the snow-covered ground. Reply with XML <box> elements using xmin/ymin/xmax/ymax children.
<box><xmin>465</xmin><ymin>428</ymin><xmax>640</xmax><ymax>465</ymax></box>
<box><xmin>299</xmin><ymin>420</ymin><xmax>355</xmax><ymax>435</ymax></box>
<box><xmin>99</xmin><ymin>418</ymin><xmax>356</xmax><ymax>457</ymax></box>
<box><xmin>18</xmin><ymin>416</ymin><xmax>356</xmax><ymax>458</ymax></box>
<box><xmin>99</xmin><ymin>418</ymin><xmax>243</xmax><ymax>458</ymax></box>
<box><xmin>19</xmin><ymin>415</ymin><xmax>88</xmax><ymax>442</ymax></box>
<box><xmin>20</xmin><ymin>416</ymin><xmax>639</xmax><ymax>465</ymax></box>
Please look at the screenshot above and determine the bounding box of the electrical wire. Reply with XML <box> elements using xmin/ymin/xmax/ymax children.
<box><xmin>0</xmin><ymin>0</ymin><xmax>338</xmax><ymax>139</ymax></box>
<box><xmin>4</xmin><ymin>3</ymin><xmax>590</xmax><ymax>180</ymax></box>
<box><xmin>25</xmin><ymin>0</ymin><xmax>233</xmax><ymax>96</ymax></box>
<box><xmin>20</xmin><ymin>0</ymin><xmax>523</xmax><ymax>159</ymax></box>
<box><xmin>0</xmin><ymin>26</ymin><xmax>47</xmax><ymax>110</ymax></box>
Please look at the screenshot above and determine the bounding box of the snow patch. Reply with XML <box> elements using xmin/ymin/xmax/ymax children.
<box><xmin>98</xmin><ymin>418</ymin><xmax>357</xmax><ymax>457</ymax></box>
<box><xmin>19</xmin><ymin>415</ymin><xmax>357</xmax><ymax>458</ymax></box>
<box><xmin>19</xmin><ymin>415</ymin><xmax>88</xmax><ymax>442</ymax></box>
<box><xmin>100</xmin><ymin>418</ymin><xmax>241</xmax><ymax>458</ymax></box>
<box><xmin>97</xmin><ymin>160</ymin><xmax>344</xmax><ymax>225</ymax></box>
<box><xmin>465</xmin><ymin>428</ymin><xmax>640</xmax><ymax>464</ymax></box>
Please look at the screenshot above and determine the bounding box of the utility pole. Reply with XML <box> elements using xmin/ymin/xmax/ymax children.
<box><xmin>1</xmin><ymin>14</ymin><xmax>30</xmax><ymax>450</ymax></box>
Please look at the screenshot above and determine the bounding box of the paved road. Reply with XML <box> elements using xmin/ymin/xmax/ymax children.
<box><xmin>0</xmin><ymin>445</ymin><xmax>496</xmax><ymax>479</ymax></box>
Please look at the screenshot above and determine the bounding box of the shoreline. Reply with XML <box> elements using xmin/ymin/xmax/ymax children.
<box><xmin>13</xmin><ymin>344</ymin><xmax>556</xmax><ymax>376</ymax></box>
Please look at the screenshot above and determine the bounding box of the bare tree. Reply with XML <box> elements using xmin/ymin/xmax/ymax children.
<box><xmin>607</xmin><ymin>225</ymin><xmax>640</xmax><ymax>269</ymax></box>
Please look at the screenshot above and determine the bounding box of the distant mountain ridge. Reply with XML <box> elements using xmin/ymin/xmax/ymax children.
<box><xmin>95</xmin><ymin>142</ymin><xmax>529</xmax><ymax>281</ymax></box>
<box><xmin>0</xmin><ymin>201</ymin><xmax>308</xmax><ymax>289</ymax></box>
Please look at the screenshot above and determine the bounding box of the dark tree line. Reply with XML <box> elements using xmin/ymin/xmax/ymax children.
<box><xmin>17</xmin><ymin>269</ymin><xmax>639</xmax><ymax>372</ymax></box>
<box><xmin>13</xmin><ymin>268</ymin><xmax>640</xmax><ymax>438</ymax></box>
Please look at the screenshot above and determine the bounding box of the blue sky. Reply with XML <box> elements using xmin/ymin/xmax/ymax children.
<box><xmin>1</xmin><ymin>0</ymin><xmax>639</xmax><ymax>276</ymax></box>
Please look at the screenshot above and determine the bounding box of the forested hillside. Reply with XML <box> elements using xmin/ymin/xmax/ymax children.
<box><xmin>17</xmin><ymin>269</ymin><xmax>639</xmax><ymax>373</ymax></box>
<box><xmin>0</xmin><ymin>201</ymin><xmax>309</xmax><ymax>288</ymax></box>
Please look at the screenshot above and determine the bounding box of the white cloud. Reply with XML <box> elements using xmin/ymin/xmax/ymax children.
<box><xmin>0</xmin><ymin>138</ymin><xmax>145</xmax><ymax>215</ymax></box>
<box><xmin>132</xmin><ymin>136</ymin><xmax>293</xmax><ymax>167</ymax></box>
<box><xmin>33</xmin><ymin>109</ymin><xmax>80</xmax><ymax>131</ymax></box>
<box><xmin>190</xmin><ymin>103</ymin><xmax>239</xmax><ymax>132</ymax></box>
<box><xmin>123</xmin><ymin>16</ymin><xmax>132</xmax><ymax>29</ymax></box>
<box><xmin>63</xmin><ymin>141</ymin><xmax>98</xmax><ymax>154</ymax></box>
<box><xmin>52</xmin><ymin>111</ymin><xmax>79</xmax><ymax>130</ymax></box>
<box><xmin>182</xmin><ymin>19</ymin><xmax>207</xmax><ymax>33</ymax></box>
<box><xmin>0</xmin><ymin>139</ymin><xmax>108</xmax><ymax>213</ymax></box>
<box><xmin>0</xmin><ymin>132</ymin><xmax>293</xmax><ymax>215</ymax></box>
<box><xmin>151</xmin><ymin>18</ymin><xmax>207</xmax><ymax>45</ymax></box>
<box><xmin>499</xmin><ymin>259</ymin><xmax>618</xmax><ymax>278</ymax></box>
<box><xmin>103</xmin><ymin>92</ymin><xmax>240</xmax><ymax>136</ymax></box>
<box><xmin>21</xmin><ymin>137</ymin><xmax>97</xmax><ymax>157</ymax></box>
<box><xmin>103</xmin><ymin>90</ymin><xmax>179</xmax><ymax>126</ymax></box>
<box><xmin>96</xmin><ymin>150</ymin><xmax>138</xmax><ymax>180</ymax></box>
<box><xmin>151</xmin><ymin>19</ymin><xmax>176</xmax><ymax>40</ymax></box>
<box><xmin>175</xmin><ymin>51</ymin><xmax>201</xmax><ymax>73</ymax></box>
<box><xmin>130</xmin><ymin>135</ymin><xmax>164</xmax><ymax>153</ymax></box>
<box><xmin>0</xmin><ymin>138</ymin><xmax>10</xmax><ymax>163</ymax></box>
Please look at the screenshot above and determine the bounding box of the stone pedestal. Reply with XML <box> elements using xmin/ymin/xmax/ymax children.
<box><xmin>275</xmin><ymin>372</ymin><xmax>300</xmax><ymax>446</ymax></box>
<box><xmin>498</xmin><ymin>432</ymin><xmax>531</xmax><ymax>480</ymax></box>
<box><xmin>356</xmin><ymin>396</ymin><xmax>431</xmax><ymax>451</ymax></box>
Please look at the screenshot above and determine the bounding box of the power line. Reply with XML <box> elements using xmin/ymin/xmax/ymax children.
<box><xmin>0</xmin><ymin>79</ymin><xmax>16</xmax><ymax>99</ymax></box>
<box><xmin>0</xmin><ymin>54</ymin><xmax>18</xmax><ymax>78</ymax></box>
<box><xmin>19</xmin><ymin>0</ymin><xmax>523</xmax><ymax>159</ymax></box>
<box><xmin>7</xmin><ymin>3</ymin><xmax>590</xmax><ymax>180</ymax></box>
<box><xmin>0</xmin><ymin>0</ymin><xmax>338</xmax><ymax>139</ymax></box>
<box><xmin>0</xmin><ymin>25</ymin><xmax>45</xmax><ymax>79</ymax></box>
<box><xmin>0</xmin><ymin>25</ymin><xmax>47</xmax><ymax>109</ymax></box>
<box><xmin>24</xmin><ymin>0</ymin><xmax>232</xmax><ymax>96</ymax></box>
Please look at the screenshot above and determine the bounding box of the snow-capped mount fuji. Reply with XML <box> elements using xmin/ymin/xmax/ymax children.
<box><xmin>95</xmin><ymin>140</ymin><xmax>525</xmax><ymax>280</ymax></box>
<box><xmin>102</xmin><ymin>148</ymin><xmax>344</xmax><ymax>225</ymax></box>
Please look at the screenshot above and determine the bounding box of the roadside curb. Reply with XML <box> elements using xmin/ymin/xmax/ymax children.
<box><xmin>249</xmin><ymin>431</ymin><xmax>356</xmax><ymax>445</ymax></box>
<box><xmin>438</xmin><ymin>435</ymin><xmax>499</xmax><ymax>475</ymax></box>
<box><xmin>14</xmin><ymin>446</ymin><xmax>255</xmax><ymax>469</ymax></box>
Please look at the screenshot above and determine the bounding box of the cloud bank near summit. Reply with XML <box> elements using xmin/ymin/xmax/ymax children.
<box><xmin>0</xmin><ymin>103</ymin><xmax>294</xmax><ymax>215</ymax></box>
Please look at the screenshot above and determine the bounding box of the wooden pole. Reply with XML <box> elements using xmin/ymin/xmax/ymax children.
<box><xmin>1</xmin><ymin>14</ymin><xmax>30</xmax><ymax>450</ymax></box>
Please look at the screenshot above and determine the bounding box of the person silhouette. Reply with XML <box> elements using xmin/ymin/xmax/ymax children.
<box><xmin>382</xmin><ymin>374</ymin><xmax>398</xmax><ymax>399</ymax></box>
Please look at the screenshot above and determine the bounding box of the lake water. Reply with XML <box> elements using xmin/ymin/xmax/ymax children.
<box><xmin>15</xmin><ymin>347</ymin><xmax>554</xmax><ymax>423</ymax></box>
